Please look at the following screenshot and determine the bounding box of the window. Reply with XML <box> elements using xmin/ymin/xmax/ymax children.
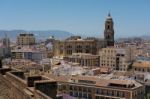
<box><xmin>74</xmin><ymin>87</ymin><xmax>77</xmax><ymax>91</ymax></box>
<box><xmin>70</xmin><ymin>86</ymin><xmax>73</xmax><ymax>90</ymax></box>
<box><xmin>79</xmin><ymin>92</ymin><xmax>82</xmax><ymax>97</ymax></box>
<box><xmin>88</xmin><ymin>94</ymin><xmax>92</xmax><ymax>99</ymax></box>
<box><xmin>86</xmin><ymin>50</ymin><xmax>90</xmax><ymax>53</ymax></box>
<box><xmin>96</xmin><ymin>96</ymin><xmax>99</xmax><ymax>99</ymax></box>
<box><xmin>83</xmin><ymin>87</ymin><xmax>87</xmax><ymax>92</ymax></box>
<box><xmin>88</xmin><ymin>88</ymin><xmax>92</xmax><ymax>92</ymax></box>
<box><xmin>107</xmin><ymin>25</ymin><xmax>110</xmax><ymax>29</ymax></box>
<box><xmin>83</xmin><ymin>93</ymin><xmax>87</xmax><ymax>98</ymax></box>
<box><xmin>70</xmin><ymin>91</ymin><xmax>73</xmax><ymax>96</ymax></box>
<box><xmin>96</xmin><ymin>89</ymin><xmax>100</xmax><ymax>94</ymax></box>
<box><xmin>74</xmin><ymin>92</ymin><xmax>78</xmax><ymax>97</ymax></box>
<box><xmin>79</xmin><ymin>87</ymin><xmax>82</xmax><ymax>91</ymax></box>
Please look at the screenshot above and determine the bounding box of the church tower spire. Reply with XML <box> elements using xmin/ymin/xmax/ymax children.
<box><xmin>104</xmin><ymin>13</ymin><xmax>115</xmax><ymax>46</ymax></box>
<box><xmin>108</xmin><ymin>12</ymin><xmax>111</xmax><ymax>17</ymax></box>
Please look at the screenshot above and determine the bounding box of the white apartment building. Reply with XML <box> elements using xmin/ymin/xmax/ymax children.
<box><xmin>11</xmin><ymin>47</ymin><xmax>47</xmax><ymax>62</ymax></box>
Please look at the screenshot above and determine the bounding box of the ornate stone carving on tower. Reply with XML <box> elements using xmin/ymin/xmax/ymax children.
<box><xmin>104</xmin><ymin>13</ymin><xmax>115</xmax><ymax>46</ymax></box>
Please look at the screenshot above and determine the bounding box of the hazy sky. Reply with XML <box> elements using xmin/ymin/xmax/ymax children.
<box><xmin>0</xmin><ymin>0</ymin><xmax>150</xmax><ymax>38</ymax></box>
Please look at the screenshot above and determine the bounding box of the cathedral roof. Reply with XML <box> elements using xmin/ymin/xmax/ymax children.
<box><xmin>106</xmin><ymin>13</ymin><xmax>113</xmax><ymax>20</ymax></box>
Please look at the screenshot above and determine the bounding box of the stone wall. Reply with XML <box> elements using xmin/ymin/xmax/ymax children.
<box><xmin>0</xmin><ymin>74</ymin><xmax>10</xmax><ymax>99</ymax></box>
<box><xmin>0</xmin><ymin>69</ymin><xmax>59</xmax><ymax>99</ymax></box>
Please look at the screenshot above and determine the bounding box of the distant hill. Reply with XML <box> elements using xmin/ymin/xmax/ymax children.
<box><xmin>0</xmin><ymin>30</ymin><xmax>73</xmax><ymax>41</ymax></box>
<box><xmin>141</xmin><ymin>35</ymin><xmax>150</xmax><ymax>40</ymax></box>
<box><xmin>116</xmin><ymin>34</ymin><xmax>150</xmax><ymax>42</ymax></box>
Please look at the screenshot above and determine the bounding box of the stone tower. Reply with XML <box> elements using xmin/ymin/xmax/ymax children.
<box><xmin>104</xmin><ymin>13</ymin><xmax>115</xmax><ymax>46</ymax></box>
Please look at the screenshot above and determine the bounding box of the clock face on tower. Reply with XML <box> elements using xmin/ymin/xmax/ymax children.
<box><xmin>104</xmin><ymin>13</ymin><xmax>114</xmax><ymax>46</ymax></box>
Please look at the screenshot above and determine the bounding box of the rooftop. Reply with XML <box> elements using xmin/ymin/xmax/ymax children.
<box><xmin>66</xmin><ymin>53</ymin><xmax>99</xmax><ymax>59</ymax></box>
<box><xmin>45</xmin><ymin>74</ymin><xmax>142</xmax><ymax>90</ymax></box>
<box><xmin>133</xmin><ymin>61</ymin><xmax>150</xmax><ymax>68</ymax></box>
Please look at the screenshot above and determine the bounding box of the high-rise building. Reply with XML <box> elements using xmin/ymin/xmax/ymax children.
<box><xmin>104</xmin><ymin>13</ymin><xmax>115</xmax><ymax>46</ymax></box>
<box><xmin>17</xmin><ymin>33</ymin><xmax>35</xmax><ymax>46</ymax></box>
<box><xmin>3</xmin><ymin>33</ymin><xmax>10</xmax><ymax>48</ymax></box>
<box><xmin>0</xmin><ymin>34</ymin><xmax>11</xmax><ymax>58</ymax></box>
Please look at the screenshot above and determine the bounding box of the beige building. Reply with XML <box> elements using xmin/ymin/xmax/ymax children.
<box><xmin>64</xmin><ymin>53</ymin><xmax>100</xmax><ymax>68</ymax></box>
<box><xmin>53</xmin><ymin>36</ymin><xmax>106</xmax><ymax>57</ymax></box>
<box><xmin>99</xmin><ymin>47</ymin><xmax>135</xmax><ymax>71</ymax></box>
<box><xmin>47</xmin><ymin>74</ymin><xmax>144</xmax><ymax>99</ymax></box>
<box><xmin>133</xmin><ymin>61</ymin><xmax>150</xmax><ymax>72</ymax></box>
<box><xmin>17</xmin><ymin>33</ymin><xmax>35</xmax><ymax>46</ymax></box>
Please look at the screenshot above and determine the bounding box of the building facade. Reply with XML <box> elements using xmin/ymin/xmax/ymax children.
<box><xmin>64</xmin><ymin>53</ymin><xmax>100</xmax><ymax>68</ymax></box>
<box><xmin>48</xmin><ymin>75</ymin><xmax>144</xmax><ymax>99</ymax></box>
<box><xmin>99</xmin><ymin>47</ymin><xmax>135</xmax><ymax>71</ymax></box>
<box><xmin>0</xmin><ymin>34</ymin><xmax>11</xmax><ymax>58</ymax></box>
<box><xmin>11</xmin><ymin>47</ymin><xmax>47</xmax><ymax>62</ymax></box>
<box><xmin>53</xmin><ymin>37</ymin><xmax>106</xmax><ymax>57</ymax></box>
<box><xmin>17</xmin><ymin>33</ymin><xmax>35</xmax><ymax>46</ymax></box>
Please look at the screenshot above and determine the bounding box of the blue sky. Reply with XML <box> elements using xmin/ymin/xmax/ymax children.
<box><xmin>0</xmin><ymin>0</ymin><xmax>150</xmax><ymax>38</ymax></box>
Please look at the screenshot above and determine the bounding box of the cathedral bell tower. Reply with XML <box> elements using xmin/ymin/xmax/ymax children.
<box><xmin>104</xmin><ymin>13</ymin><xmax>115</xmax><ymax>46</ymax></box>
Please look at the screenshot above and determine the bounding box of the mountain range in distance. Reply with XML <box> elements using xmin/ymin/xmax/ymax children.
<box><xmin>0</xmin><ymin>30</ymin><xmax>149</xmax><ymax>42</ymax></box>
<box><xmin>0</xmin><ymin>30</ymin><xmax>73</xmax><ymax>41</ymax></box>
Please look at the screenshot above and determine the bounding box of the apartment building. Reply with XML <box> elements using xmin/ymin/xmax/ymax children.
<box><xmin>17</xmin><ymin>33</ymin><xmax>35</xmax><ymax>46</ymax></box>
<box><xmin>99</xmin><ymin>47</ymin><xmax>135</xmax><ymax>71</ymax></box>
<box><xmin>11</xmin><ymin>47</ymin><xmax>47</xmax><ymax>62</ymax></box>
